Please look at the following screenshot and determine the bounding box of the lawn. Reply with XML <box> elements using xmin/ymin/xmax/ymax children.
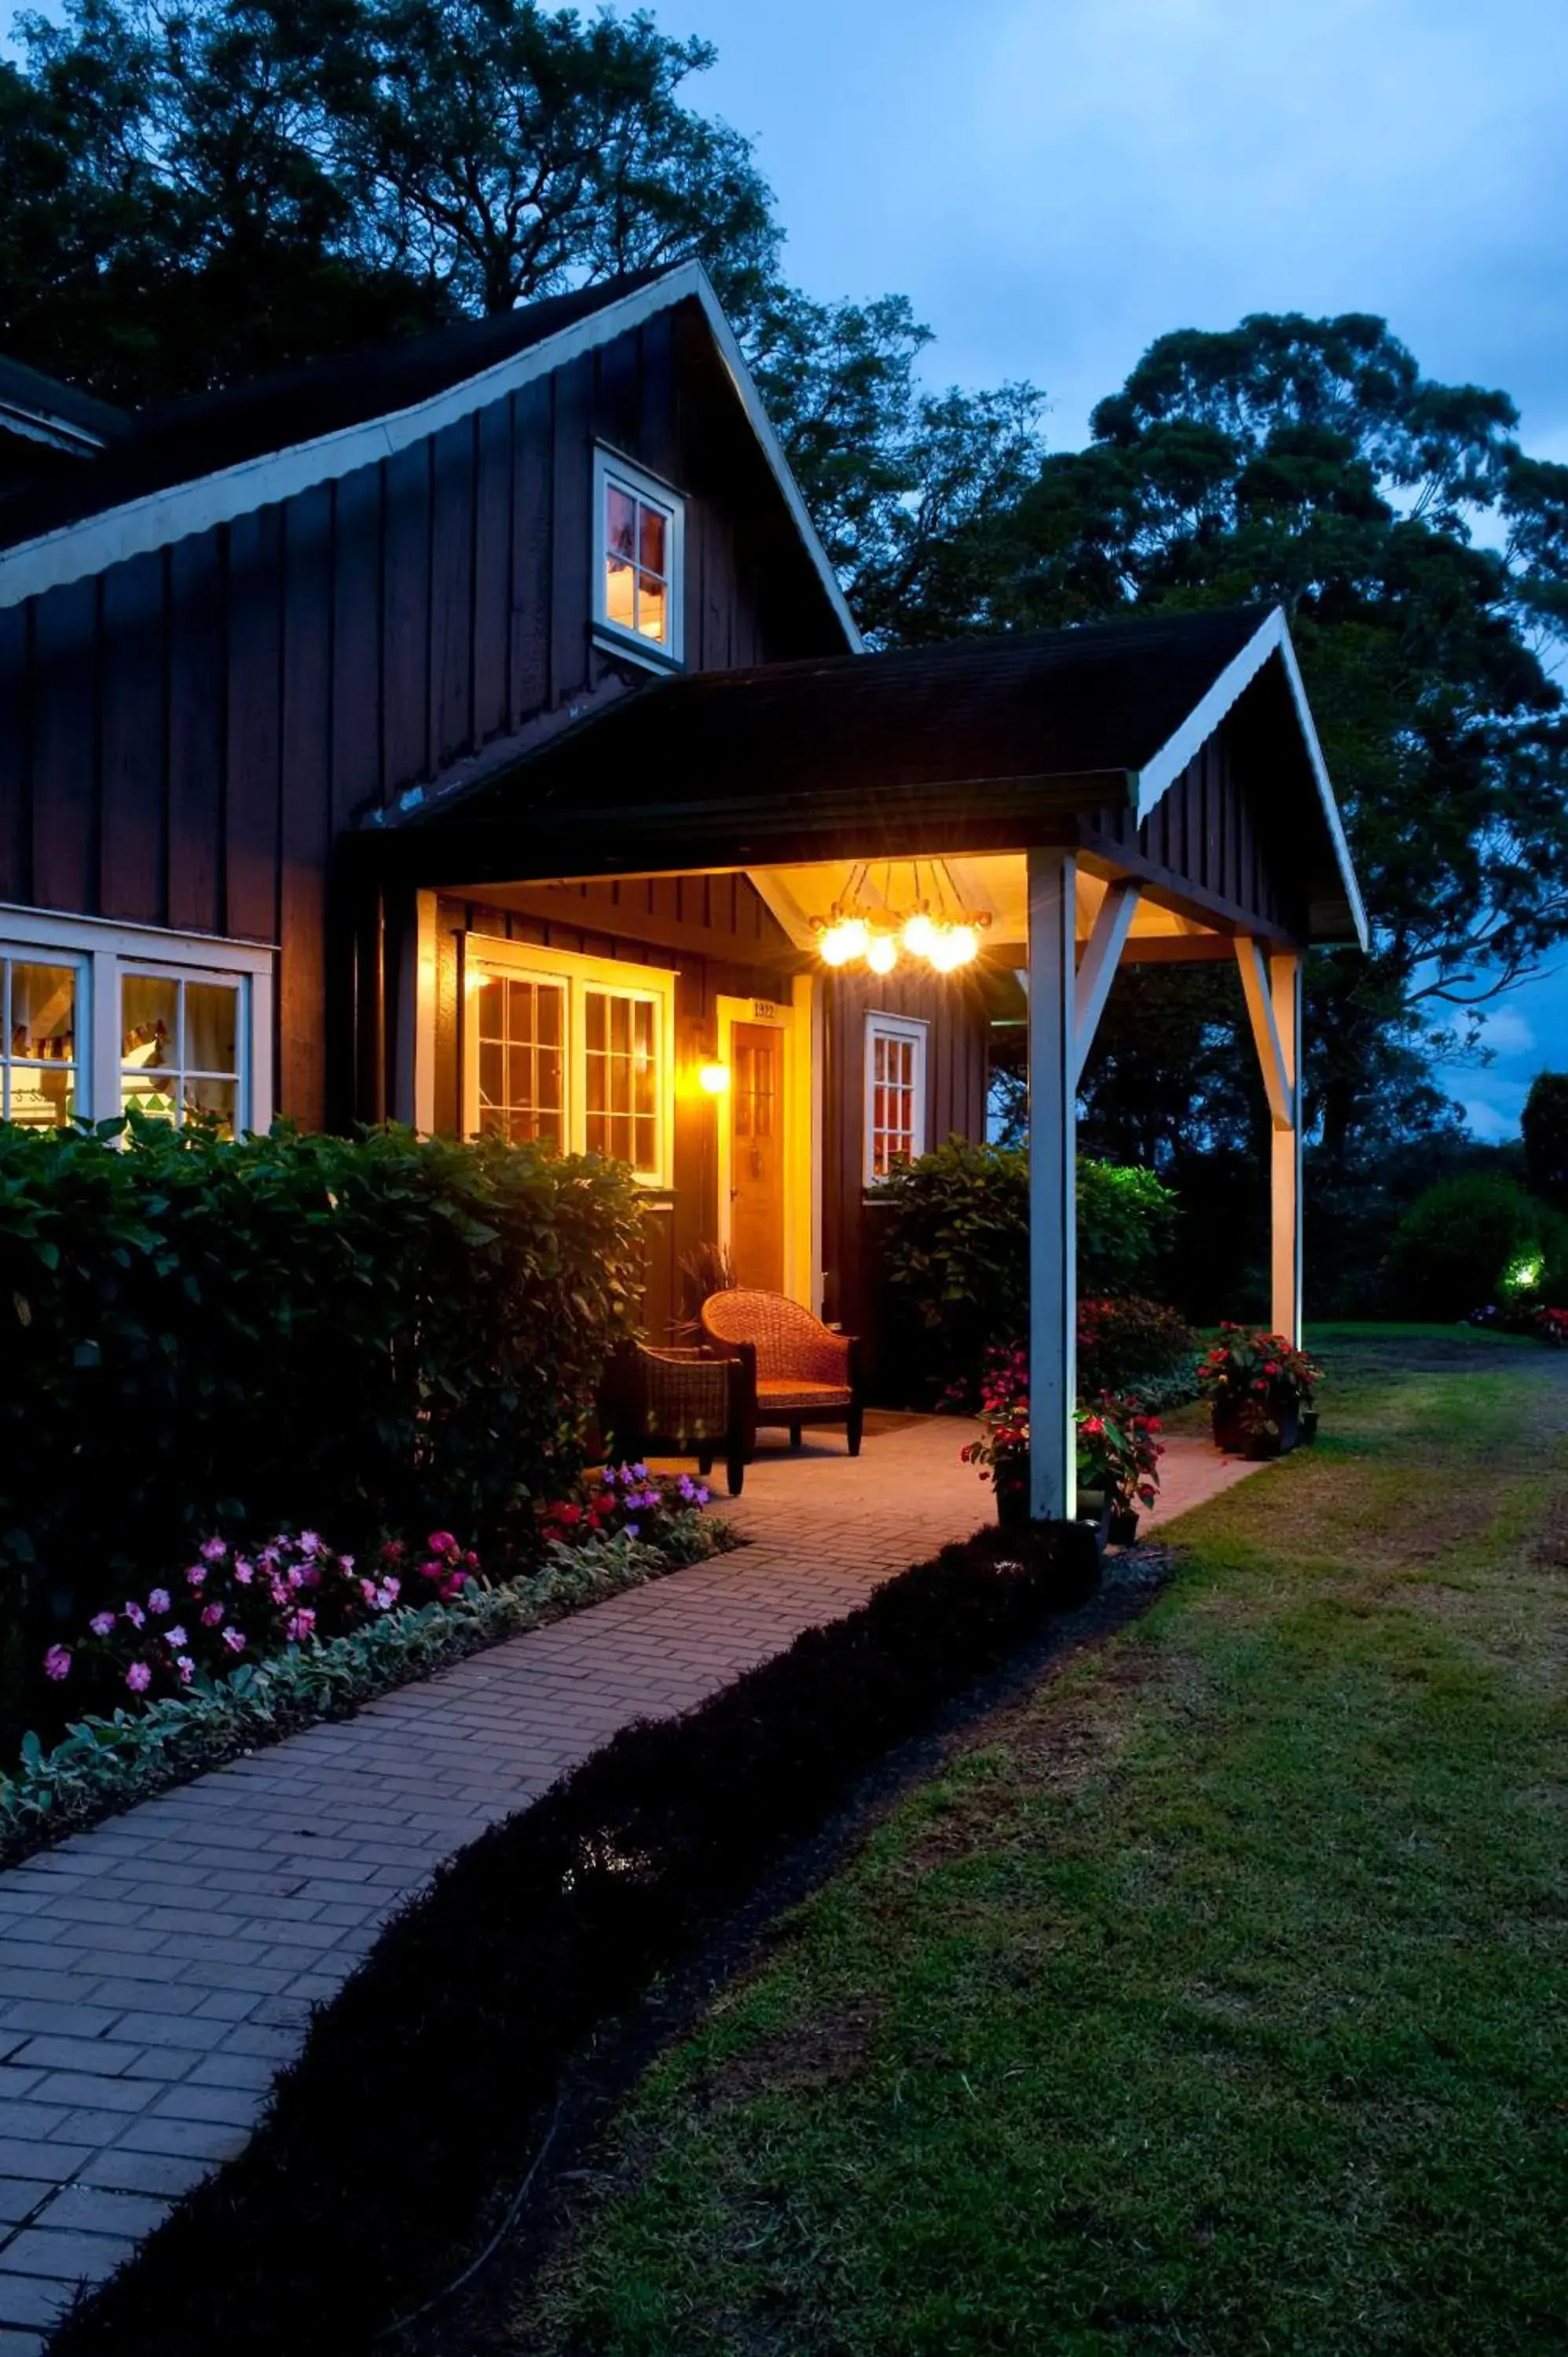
<box><xmin>500</xmin><ymin>1327</ymin><xmax>1568</xmax><ymax>2355</ymax></box>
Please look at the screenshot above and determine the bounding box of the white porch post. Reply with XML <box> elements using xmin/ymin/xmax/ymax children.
<box><xmin>1235</xmin><ymin>938</ymin><xmax>1303</xmax><ymax>1348</ymax></box>
<box><xmin>1027</xmin><ymin>846</ymin><xmax>1077</xmax><ymax>1522</ymax></box>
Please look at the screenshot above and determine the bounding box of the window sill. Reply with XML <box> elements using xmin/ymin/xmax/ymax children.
<box><xmin>592</xmin><ymin>625</ymin><xmax>685</xmax><ymax>680</ymax></box>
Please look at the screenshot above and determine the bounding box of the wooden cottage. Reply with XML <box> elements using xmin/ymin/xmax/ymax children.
<box><xmin>0</xmin><ymin>261</ymin><xmax>1366</xmax><ymax>1518</ymax></box>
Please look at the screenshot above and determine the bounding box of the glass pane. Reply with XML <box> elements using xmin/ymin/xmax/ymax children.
<box><xmin>537</xmin><ymin>986</ymin><xmax>562</xmax><ymax>1046</ymax></box>
<box><xmin>123</xmin><ymin>974</ymin><xmax>179</xmax><ymax>1072</ymax></box>
<box><xmin>636</xmin><ymin>570</ymin><xmax>667</xmax><ymax>644</ymax></box>
<box><xmin>9</xmin><ymin>963</ymin><xmax>75</xmax><ymax>1065</ymax></box>
<box><xmin>478</xmin><ymin>1041</ymin><xmax>502</xmax><ymax>1109</ymax></box>
<box><xmin>638</xmin><ymin>503</ymin><xmax>666</xmax><ymax>575</ymax></box>
<box><xmin>585</xmin><ymin>1051</ymin><xmax>606</xmax><ymax>1116</ymax></box>
<box><xmin>609</xmin><ymin>995</ymin><xmax>630</xmax><ymax>1056</ymax></box>
<box><xmin>5</xmin><ymin>1061</ymin><xmax>75</xmax><ymax>1128</ymax></box>
<box><xmin>507</xmin><ymin>1047</ymin><xmax>533</xmax><ymax>1107</ymax></box>
<box><xmin>606</xmin><ymin>485</ymin><xmax>636</xmax><ymax>560</ymax></box>
<box><xmin>585</xmin><ymin>994</ymin><xmax>606</xmax><ymax>1054</ymax></box>
<box><xmin>606</xmin><ymin>556</ymin><xmax>636</xmax><ymax>632</ymax></box>
<box><xmin>475</xmin><ymin>975</ymin><xmax>504</xmax><ymax>1043</ymax></box>
<box><xmin>185</xmin><ymin>1076</ymin><xmax>236</xmax><ymax>1138</ymax></box>
<box><xmin>186</xmin><ymin>981</ymin><xmax>238</xmax><ymax>1077</ymax></box>
<box><xmin>632</xmin><ymin>1113</ymin><xmax>657</xmax><ymax>1170</ymax></box>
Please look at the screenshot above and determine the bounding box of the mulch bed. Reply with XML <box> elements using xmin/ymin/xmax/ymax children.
<box><xmin>49</xmin><ymin>1519</ymin><xmax>1101</xmax><ymax>2357</ymax></box>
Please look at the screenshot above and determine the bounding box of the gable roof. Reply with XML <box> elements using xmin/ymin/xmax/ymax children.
<box><xmin>383</xmin><ymin>604</ymin><xmax>1368</xmax><ymax>947</ymax></box>
<box><xmin>0</xmin><ymin>263</ymin><xmax>860</xmax><ymax>648</ymax></box>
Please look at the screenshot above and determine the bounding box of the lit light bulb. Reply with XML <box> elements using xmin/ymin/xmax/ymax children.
<box><xmin>866</xmin><ymin>932</ymin><xmax>898</xmax><ymax>975</ymax></box>
<box><xmin>902</xmin><ymin>910</ymin><xmax>940</xmax><ymax>960</ymax></box>
<box><xmin>698</xmin><ymin>1061</ymin><xmax>731</xmax><ymax>1095</ymax></box>
<box><xmin>944</xmin><ymin>922</ymin><xmax>980</xmax><ymax>968</ymax></box>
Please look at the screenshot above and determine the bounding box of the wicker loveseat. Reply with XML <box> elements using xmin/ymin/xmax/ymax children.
<box><xmin>700</xmin><ymin>1288</ymin><xmax>863</xmax><ymax>1455</ymax></box>
<box><xmin>598</xmin><ymin>1340</ymin><xmax>754</xmax><ymax>1496</ymax></box>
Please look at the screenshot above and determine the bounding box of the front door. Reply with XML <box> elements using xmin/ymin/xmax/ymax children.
<box><xmin>729</xmin><ymin>1020</ymin><xmax>786</xmax><ymax>1292</ymax></box>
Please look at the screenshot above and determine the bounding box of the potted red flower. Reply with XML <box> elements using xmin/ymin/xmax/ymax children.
<box><xmin>960</xmin><ymin>1343</ymin><xmax>1031</xmax><ymax>1529</ymax></box>
<box><xmin>1076</xmin><ymin>1395</ymin><xmax>1164</xmax><ymax>1544</ymax></box>
<box><xmin>1199</xmin><ymin>1324</ymin><xmax>1322</xmax><ymax>1458</ymax></box>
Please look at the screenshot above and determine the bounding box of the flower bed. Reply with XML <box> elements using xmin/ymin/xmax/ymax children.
<box><xmin>46</xmin><ymin>1514</ymin><xmax>1099</xmax><ymax>2357</ymax></box>
<box><xmin>3</xmin><ymin>1472</ymin><xmax>727</xmax><ymax>1868</ymax></box>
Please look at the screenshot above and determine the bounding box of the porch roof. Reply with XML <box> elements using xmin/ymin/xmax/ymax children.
<box><xmin>376</xmin><ymin>603</ymin><xmax>1368</xmax><ymax>948</ymax></box>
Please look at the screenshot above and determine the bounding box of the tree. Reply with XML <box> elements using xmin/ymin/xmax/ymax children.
<box><xmin>1522</xmin><ymin>1072</ymin><xmax>1568</xmax><ymax>1210</ymax></box>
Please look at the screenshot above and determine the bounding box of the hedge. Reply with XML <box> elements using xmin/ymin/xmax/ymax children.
<box><xmin>0</xmin><ymin>1120</ymin><xmax>645</xmax><ymax>1757</ymax></box>
<box><xmin>1384</xmin><ymin>1172</ymin><xmax>1568</xmax><ymax>1319</ymax></box>
<box><xmin>50</xmin><ymin>1515</ymin><xmax>1100</xmax><ymax>2357</ymax></box>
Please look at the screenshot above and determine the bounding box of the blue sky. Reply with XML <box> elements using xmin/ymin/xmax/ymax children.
<box><xmin>654</xmin><ymin>0</ymin><xmax>1568</xmax><ymax>1136</ymax></box>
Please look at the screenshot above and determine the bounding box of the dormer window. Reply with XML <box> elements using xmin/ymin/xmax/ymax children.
<box><xmin>594</xmin><ymin>449</ymin><xmax>683</xmax><ymax>665</ymax></box>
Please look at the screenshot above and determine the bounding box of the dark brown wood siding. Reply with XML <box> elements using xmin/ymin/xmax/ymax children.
<box><xmin>820</xmin><ymin>964</ymin><xmax>991</xmax><ymax>1387</ymax></box>
<box><xmin>1078</xmin><ymin>730</ymin><xmax>1305</xmax><ymax>943</ymax></box>
<box><xmin>0</xmin><ymin>306</ymin><xmax>844</xmax><ymax>1128</ymax></box>
<box><xmin>433</xmin><ymin>879</ymin><xmax>793</xmax><ymax>1341</ymax></box>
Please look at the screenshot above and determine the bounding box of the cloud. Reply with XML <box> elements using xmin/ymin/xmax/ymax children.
<box><xmin>1461</xmin><ymin>1098</ymin><xmax>1519</xmax><ymax>1142</ymax></box>
<box><xmin>1477</xmin><ymin>1008</ymin><xmax>1537</xmax><ymax>1059</ymax></box>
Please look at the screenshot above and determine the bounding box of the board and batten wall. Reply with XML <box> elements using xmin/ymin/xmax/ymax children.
<box><xmin>0</xmin><ymin>299</ymin><xmax>841</xmax><ymax>1131</ymax></box>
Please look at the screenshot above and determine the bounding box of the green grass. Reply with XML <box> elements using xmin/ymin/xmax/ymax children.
<box><xmin>504</xmin><ymin>1327</ymin><xmax>1568</xmax><ymax>2356</ymax></box>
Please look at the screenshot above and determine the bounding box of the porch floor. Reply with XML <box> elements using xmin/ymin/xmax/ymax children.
<box><xmin>0</xmin><ymin>1414</ymin><xmax>1263</xmax><ymax>2347</ymax></box>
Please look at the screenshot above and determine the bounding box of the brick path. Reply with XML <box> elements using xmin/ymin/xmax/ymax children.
<box><xmin>0</xmin><ymin>1416</ymin><xmax>1262</xmax><ymax>2349</ymax></box>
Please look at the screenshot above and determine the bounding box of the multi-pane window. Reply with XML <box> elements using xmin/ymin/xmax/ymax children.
<box><xmin>595</xmin><ymin>451</ymin><xmax>682</xmax><ymax>661</ymax></box>
<box><xmin>465</xmin><ymin>947</ymin><xmax>672</xmax><ymax>1185</ymax></box>
<box><xmin>584</xmin><ymin>988</ymin><xmax>658</xmax><ymax>1170</ymax></box>
<box><xmin>864</xmin><ymin>1014</ymin><xmax>927</xmax><ymax>1184</ymax></box>
<box><xmin>474</xmin><ymin>974</ymin><xmax>565</xmax><ymax>1148</ymax></box>
<box><xmin>1</xmin><ymin>954</ymin><xmax>80</xmax><ymax>1127</ymax></box>
<box><xmin>120</xmin><ymin>970</ymin><xmax>243</xmax><ymax>1135</ymax></box>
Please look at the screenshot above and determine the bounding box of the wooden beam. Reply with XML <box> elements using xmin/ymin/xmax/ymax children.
<box><xmin>1073</xmin><ymin>881</ymin><xmax>1139</xmax><ymax>1083</ymax></box>
<box><xmin>1027</xmin><ymin>845</ymin><xmax>1077</xmax><ymax>1523</ymax></box>
<box><xmin>1269</xmin><ymin>951</ymin><xmax>1303</xmax><ymax>1346</ymax></box>
<box><xmin>1234</xmin><ymin>936</ymin><xmax>1293</xmax><ymax>1131</ymax></box>
<box><xmin>1116</xmin><ymin>933</ymin><xmax>1236</xmax><ymax>965</ymax></box>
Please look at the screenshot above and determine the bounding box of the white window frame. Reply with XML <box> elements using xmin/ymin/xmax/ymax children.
<box><xmin>863</xmin><ymin>1011</ymin><xmax>928</xmax><ymax>1188</ymax></box>
<box><xmin>0</xmin><ymin>904</ymin><xmax>274</xmax><ymax>1133</ymax></box>
<box><xmin>592</xmin><ymin>445</ymin><xmax>685</xmax><ymax>670</ymax></box>
<box><xmin>462</xmin><ymin>935</ymin><xmax>676</xmax><ymax>1189</ymax></box>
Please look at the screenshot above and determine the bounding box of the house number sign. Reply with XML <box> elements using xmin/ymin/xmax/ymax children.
<box><xmin>751</xmin><ymin>999</ymin><xmax>779</xmax><ymax>1021</ymax></box>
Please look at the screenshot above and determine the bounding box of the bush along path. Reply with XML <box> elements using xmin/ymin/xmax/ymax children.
<box><xmin>500</xmin><ymin>1328</ymin><xmax>1568</xmax><ymax>2357</ymax></box>
<box><xmin>38</xmin><ymin>1515</ymin><xmax>1104</xmax><ymax>2357</ymax></box>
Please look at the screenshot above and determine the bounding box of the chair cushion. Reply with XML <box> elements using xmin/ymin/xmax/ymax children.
<box><xmin>756</xmin><ymin>1379</ymin><xmax>854</xmax><ymax>1414</ymax></box>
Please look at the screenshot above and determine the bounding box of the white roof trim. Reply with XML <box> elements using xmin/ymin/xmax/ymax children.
<box><xmin>1133</xmin><ymin>606</ymin><xmax>1368</xmax><ymax>951</ymax></box>
<box><xmin>0</xmin><ymin>262</ymin><xmax>862</xmax><ymax>648</ymax></box>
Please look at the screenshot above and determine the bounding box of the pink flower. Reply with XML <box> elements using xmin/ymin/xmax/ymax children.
<box><xmin>287</xmin><ymin>1566</ymin><xmax>305</xmax><ymax>1590</ymax></box>
<box><xmin>123</xmin><ymin>1600</ymin><xmax>145</xmax><ymax>1630</ymax></box>
<box><xmin>379</xmin><ymin>1540</ymin><xmax>406</xmax><ymax>1563</ymax></box>
<box><xmin>164</xmin><ymin>1626</ymin><xmax>189</xmax><ymax>1649</ymax></box>
<box><xmin>376</xmin><ymin>1578</ymin><xmax>401</xmax><ymax>1607</ymax></box>
<box><xmin>43</xmin><ymin>1644</ymin><xmax>71</xmax><ymax>1681</ymax></box>
<box><xmin>419</xmin><ymin>1559</ymin><xmax>445</xmax><ymax>1582</ymax></box>
<box><xmin>361</xmin><ymin>1578</ymin><xmax>379</xmax><ymax>1605</ymax></box>
<box><xmin>233</xmin><ymin>1559</ymin><xmax>253</xmax><ymax>1585</ymax></box>
<box><xmin>89</xmin><ymin>1611</ymin><xmax>115</xmax><ymax>1637</ymax></box>
<box><xmin>428</xmin><ymin>1531</ymin><xmax>458</xmax><ymax>1557</ymax></box>
<box><xmin>339</xmin><ymin>1555</ymin><xmax>355</xmax><ymax>1575</ymax></box>
<box><xmin>126</xmin><ymin>1661</ymin><xmax>152</xmax><ymax>1693</ymax></box>
<box><xmin>200</xmin><ymin>1602</ymin><xmax>224</xmax><ymax>1627</ymax></box>
<box><xmin>200</xmin><ymin>1538</ymin><xmax>227</xmax><ymax>1563</ymax></box>
<box><xmin>222</xmin><ymin>1628</ymin><xmax>247</xmax><ymax>1655</ymax></box>
<box><xmin>148</xmin><ymin>1588</ymin><xmax>171</xmax><ymax>1615</ymax></box>
<box><xmin>284</xmin><ymin>1608</ymin><xmax>316</xmax><ymax>1642</ymax></box>
<box><xmin>176</xmin><ymin>1655</ymin><xmax>195</xmax><ymax>1684</ymax></box>
<box><xmin>299</xmin><ymin>1530</ymin><xmax>322</xmax><ymax>1556</ymax></box>
<box><xmin>185</xmin><ymin>1564</ymin><xmax>207</xmax><ymax>1589</ymax></box>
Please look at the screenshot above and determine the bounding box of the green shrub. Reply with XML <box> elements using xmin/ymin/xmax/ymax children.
<box><xmin>876</xmin><ymin>1138</ymin><xmax>1178</xmax><ymax>1399</ymax></box>
<box><xmin>1384</xmin><ymin>1173</ymin><xmax>1568</xmax><ymax>1318</ymax></box>
<box><xmin>1522</xmin><ymin>1072</ymin><xmax>1568</xmax><ymax>1210</ymax></box>
<box><xmin>1077</xmin><ymin>1295</ymin><xmax>1197</xmax><ymax>1396</ymax></box>
<box><xmin>0</xmin><ymin>1120</ymin><xmax>644</xmax><ymax>1749</ymax></box>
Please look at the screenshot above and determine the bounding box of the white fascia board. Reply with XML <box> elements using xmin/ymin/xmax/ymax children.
<box><xmin>1133</xmin><ymin>606</ymin><xmax>1369</xmax><ymax>953</ymax></box>
<box><xmin>0</xmin><ymin>261</ymin><xmax>862</xmax><ymax>651</ymax></box>
<box><xmin>0</xmin><ymin>401</ymin><xmax>107</xmax><ymax>457</ymax></box>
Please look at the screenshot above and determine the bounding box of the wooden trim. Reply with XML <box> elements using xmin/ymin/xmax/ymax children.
<box><xmin>1234</xmin><ymin>936</ymin><xmax>1293</xmax><ymax>1131</ymax></box>
<box><xmin>715</xmin><ymin>988</ymin><xmax>814</xmax><ymax>1308</ymax></box>
<box><xmin>1027</xmin><ymin>845</ymin><xmax>1077</xmax><ymax>1522</ymax></box>
<box><xmin>1072</xmin><ymin>880</ymin><xmax>1138</xmax><ymax>1084</ymax></box>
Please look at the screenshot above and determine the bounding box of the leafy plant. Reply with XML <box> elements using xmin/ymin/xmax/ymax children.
<box><xmin>1075</xmin><ymin>1398</ymin><xmax>1164</xmax><ymax>1512</ymax></box>
<box><xmin>1198</xmin><ymin>1325</ymin><xmax>1323</xmax><ymax>1446</ymax></box>
<box><xmin>1385</xmin><ymin>1172</ymin><xmax>1568</xmax><ymax>1319</ymax></box>
<box><xmin>1076</xmin><ymin>1295</ymin><xmax>1197</xmax><ymax>1396</ymax></box>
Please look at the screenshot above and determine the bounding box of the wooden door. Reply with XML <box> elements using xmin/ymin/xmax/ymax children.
<box><xmin>730</xmin><ymin>1021</ymin><xmax>786</xmax><ymax>1292</ymax></box>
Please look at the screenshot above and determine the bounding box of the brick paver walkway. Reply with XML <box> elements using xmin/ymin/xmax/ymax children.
<box><xmin>0</xmin><ymin>1416</ymin><xmax>1263</xmax><ymax>2349</ymax></box>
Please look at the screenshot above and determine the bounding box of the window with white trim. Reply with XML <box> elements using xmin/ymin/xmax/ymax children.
<box><xmin>466</xmin><ymin>939</ymin><xmax>675</xmax><ymax>1186</ymax></box>
<box><xmin>593</xmin><ymin>449</ymin><xmax>683</xmax><ymax>663</ymax></box>
<box><xmin>864</xmin><ymin>1013</ymin><xmax>927</xmax><ymax>1184</ymax></box>
<box><xmin>1</xmin><ymin>951</ymin><xmax>83</xmax><ymax>1127</ymax></box>
<box><xmin>0</xmin><ymin>908</ymin><xmax>273</xmax><ymax>1135</ymax></box>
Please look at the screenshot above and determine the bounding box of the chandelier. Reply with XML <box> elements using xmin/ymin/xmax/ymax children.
<box><xmin>811</xmin><ymin>861</ymin><xmax>991</xmax><ymax>976</ymax></box>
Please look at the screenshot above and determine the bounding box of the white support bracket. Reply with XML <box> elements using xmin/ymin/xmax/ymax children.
<box><xmin>1234</xmin><ymin>936</ymin><xmax>1295</xmax><ymax>1131</ymax></box>
<box><xmin>1073</xmin><ymin>882</ymin><xmax>1140</xmax><ymax>1085</ymax></box>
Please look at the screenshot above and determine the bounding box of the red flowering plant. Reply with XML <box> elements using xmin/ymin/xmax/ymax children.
<box><xmin>958</xmin><ymin>1343</ymin><xmax>1030</xmax><ymax>1486</ymax></box>
<box><xmin>1075</xmin><ymin>1396</ymin><xmax>1164</xmax><ymax>1511</ymax></box>
<box><xmin>539</xmin><ymin>1462</ymin><xmax>712</xmax><ymax>1553</ymax></box>
<box><xmin>1534</xmin><ymin>1305</ymin><xmax>1568</xmax><ymax>1348</ymax></box>
<box><xmin>1197</xmin><ymin>1324</ymin><xmax>1323</xmax><ymax>1440</ymax></box>
<box><xmin>42</xmin><ymin>1529</ymin><xmax>483</xmax><ymax>1707</ymax></box>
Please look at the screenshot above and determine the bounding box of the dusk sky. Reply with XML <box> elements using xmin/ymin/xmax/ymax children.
<box><xmin>654</xmin><ymin>0</ymin><xmax>1568</xmax><ymax>1138</ymax></box>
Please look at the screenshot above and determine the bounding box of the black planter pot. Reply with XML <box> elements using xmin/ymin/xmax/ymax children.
<box><xmin>995</xmin><ymin>1468</ymin><xmax>1030</xmax><ymax>1530</ymax></box>
<box><xmin>1212</xmin><ymin>1398</ymin><xmax>1301</xmax><ymax>1460</ymax></box>
<box><xmin>1076</xmin><ymin>1486</ymin><xmax>1112</xmax><ymax>1556</ymax></box>
<box><xmin>1301</xmin><ymin>1408</ymin><xmax>1319</xmax><ymax>1445</ymax></box>
<box><xmin>1108</xmin><ymin>1506</ymin><xmax>1140</xmax><ymax>1547</ymax></box>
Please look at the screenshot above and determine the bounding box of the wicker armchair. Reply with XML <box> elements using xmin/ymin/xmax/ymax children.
<box><xmin>700</xmin><ymin>1288</ymin><xmax>863</xmax><ymax>1456</ymax></box>
<box><xmin>598</xmin><ymin>1340</ymin><xmax>754</xmax><ymax>1497</ymax></box>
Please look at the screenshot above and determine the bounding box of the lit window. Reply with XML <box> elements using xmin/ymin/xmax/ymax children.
<box><xmin>121</xmin><ymin>969</ymin><xmax>244</xmax><ymax>1135</ymax></box>
<box><xmin>595</xmin><ymin>450</ymin><xmax>682</xmax><ymax>662</ymax></box>
<box><xmin>864</xmin><ymin>1013</ymin><xmax>927</xmax><ymax>1184</ymax></box>
<box><xmin>1</xmin><ymin>954</ymin><xmax>81</xmax><ymax>1127</ymax></box>
<box><xmin>465</xmin><ymin>944</ymin><xmax>673</xmax><ymax>1185</ymax></box>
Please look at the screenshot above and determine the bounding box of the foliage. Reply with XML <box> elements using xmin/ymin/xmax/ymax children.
<box><xmin>540</xmin><ymin>1464</ymin><xmax>711</xmax><ymax>1554</ymax></box>
<box><xmin>957</xmin><ymin>1342</ymin><xmax>1028</xmax><ymax>1479</ymax></box>
<box><xmin>1384</xmin><ymin>1171</ymin><xmax>1568</xmax><ymax>1320</ymax></box>
<box><xmin>46</xmin><ymin>1516</ymin><xmax>1098</xmax><ymax>2356</ymax></box>
<box><xmin>1</xmin><ymin>1519</ymin><xmax>729</xmax><ymax>1868</ymax></box>
<box><xmin>1197</xmin><ymin>1324</ymin><xmax>1323</xmax><ymax>1446</ymax></box>
<box><xmin>0</xmin><ymin>1117</ymin><xmax>644</xmax><ymax>1754</ymax></box>
<box><xmin>1521</xmin><ymin>1071</ymin><xmax>1568</xmax><ymax>1210</ymax></box>
<box><xmin>1076</xmin><ymin>1294</ymin><xmax>1197</xmax><ymax>1397</ymax></box>
<box><xmin>1075</xmin><ymin>1398</ymin><xmax>1163</xmax><ymax>1513</ymax></box>
<box><xmin>877</xmin><ymin>1140</ymin><xmax>1177</xmax><ymax>1402</ymax></box>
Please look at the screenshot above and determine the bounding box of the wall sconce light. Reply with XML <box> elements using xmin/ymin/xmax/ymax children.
<box><xmin>698</xmin><ymin>1060</ymin><xmax>731</xmax><ymax>1096</ymax></box>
